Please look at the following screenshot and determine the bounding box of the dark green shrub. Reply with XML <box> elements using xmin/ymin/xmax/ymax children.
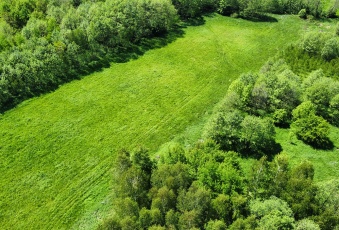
<box><xmin>291</xmin><ymin>114</ymin><xmax>331</xmax><ymax>149</ymax></box>
<box><xmin>298</xmin><ymin>9</ymin><xmax>307</xmax><ymax>19</ymax></box>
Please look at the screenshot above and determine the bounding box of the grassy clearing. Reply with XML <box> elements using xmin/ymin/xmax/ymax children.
<box><xmin>275</xmin><ymin>126</ymin><xmax>339</xmax><ymax>182</ymax></box>
<box><xmin>0</xmin><ymin>14</ymin><xmax>307</xmax><ymax>229</ymax></box>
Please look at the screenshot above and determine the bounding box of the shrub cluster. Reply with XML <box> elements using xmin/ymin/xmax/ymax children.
<box><xmin>204</xmin><ymin>59</ymin><xmax>338</xmax><ymax>149</ymax></box>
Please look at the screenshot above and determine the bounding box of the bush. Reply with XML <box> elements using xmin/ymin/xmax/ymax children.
<box><xmin>291</xmin><ymin>114</ymin><xmax>331</xmax><ymax>149</ymax></box>
<box><xmin>321</xmin><ymin>37</ymin><xmax>339</xmax><ymax>61</ymax></box>
<box><xmin>299</xmin><ymin>32</ymin><xmax>328</xmax><ymax>55</ymax></box>
<box><xmin>298</xmin><ymin>9</ymin><xmax>307</xmax><ymax>19</ymax></box>
<box><xmin>272</xmin><ymin>109</ymin><xmax>290</xmax><ymax>127</ymax></box>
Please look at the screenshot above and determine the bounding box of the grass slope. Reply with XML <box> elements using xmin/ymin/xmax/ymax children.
<box><xmin>0</xmin><ymin>14</ymin><xmax>306</xmax><ymax>229</ymax></box>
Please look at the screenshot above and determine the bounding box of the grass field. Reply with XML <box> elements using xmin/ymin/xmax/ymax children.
<box><xmin>0</xmin><ymin>14</ymin><xmax>322</xmax><ymax>229</ymax></box>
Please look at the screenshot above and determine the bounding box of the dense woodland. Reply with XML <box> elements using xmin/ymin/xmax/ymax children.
<box><xmin>0</xmin><ymin>0</ymin><xmax>339</xmax><ymax>111</ymax></box>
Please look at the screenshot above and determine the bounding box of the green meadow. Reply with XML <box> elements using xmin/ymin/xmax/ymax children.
<box><xmin>0</xmin><ymin>14</ymin><xmax>332</xmax><ymax>229</ymax></box>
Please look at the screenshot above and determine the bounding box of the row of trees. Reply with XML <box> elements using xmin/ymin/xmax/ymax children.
<box><xmin>204</xmin><ymin>58</ymin><xmax>338</xmax><ymax>149</ymax></box>
<box><xmin>217</xmin><ymin>0</ymin><xmax>337</xmax><ymax>18</ymax></box>
<box><xmin>0</xmin><ymin>0</ymin><xmax>179</xmax><ymax>111</ymax></box>
<box><xmin>98</xmin><ymin>143</ymin><xmax>339</xmax><ymax>229</ymax></box>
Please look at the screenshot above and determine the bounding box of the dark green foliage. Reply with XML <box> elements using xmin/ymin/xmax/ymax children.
<box><xmin>150</xmin><ymin>186</ymin><xmax>176</xmax><ymax>215</ymax></box>
<box><xmin>165</xmin><ymin>209</ymin><xmax>179</xmax><ymax>228</ymax></box>
<box><xmin>228</xmin><ymin>215</ymin><xmax>257</xmax><ymax>230</ymax></box>
<box><xmin>211</xmin><ymin>194</ymin><xmax>233</xmax><ymax>224</ymax></box>
<box><xmin>131</xmin><ymin>147</ymin><xmax>155</xmax><ymax>174</ymax></box>
<box><xmin>102</xmin><ymin>137</ymin><xmax>339</xmax><ymax>229</ymax></box>
<box><xmin>249</xmin><ymin>154</ymin><xmax>289</xmax><ymax>198</ymax></box>
<box><xmin>0</xmin><ymin>0</ymin><xmax>36</xmax><ymax>29</ymax></box>
<box><xmin>171</xmin><ymin>0</ymin><xmax>202</xmax><ymax>19</ymax></box>
<box><xmin>177</xmin><ymin>182</ymin><xmax>212</xmax><ymax>224</ymax></box>
<box><xmin>299</xmin><ymin>9</ymin><xmax>307</xmax><ymax>19</ymax></box>
<box><xmin>329</xmin><ymin>94</ymin><xmax>339</xmax><ymax>126</ymax></box>
<box><xmin>170</xmin><ymin>0</ymin><xmax>217</xmax><ymax>19</ymax></box>
<box><xmin>139</xmin><ymin>208</ymin><xmax>152</xmax><ymax>229</ymax></box>
<box><xmin>282</xmin><ymin>161</ymin><xmax>319</xmax><ymax>220</ymax></box>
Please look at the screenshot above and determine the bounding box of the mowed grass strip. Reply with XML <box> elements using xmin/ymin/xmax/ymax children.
<box><xmin>0</xmin><ymin>14</ymin><xmax>305</xmax><ymax>229</ymax></box>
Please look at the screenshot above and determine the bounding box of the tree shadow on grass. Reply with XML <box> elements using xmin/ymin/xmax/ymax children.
<box><xmin>234</xmin><ymin>141</ymin><xmax>283</xmax><ymax>161</ymax></box>
<box><xmin>108</xmin><ymin>25</ymin><xmax>185</xmax><ymax>64</ymax></box>
<box><xmin>241</xmin><ymin>14</ymin><xmax>278</xmax><ymax>23</ymax></box>
<box><xmin>305</xmin><ymin>138</ymin><xmax>335</xmax><ymax>150</ymax></box>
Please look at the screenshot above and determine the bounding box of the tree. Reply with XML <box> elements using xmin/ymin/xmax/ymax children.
<box><xmin>300</xmin><ymin>32</ymin><xmax>328</xmax><ymax>55</ymax></box>
<box><xmin>165</xmin><ymin>209</ymin><xmax>179</xmax><ymax>229</ymax></box>
<box><xmin>151</xmin><ymin>162</ymin><xmax>193</xmax><ymax>193</ymax></box>
<box><xmin>282</xmin><ymin>161</ymin><xmax>319</xmax><ymax>220</ymax></box>
<box><xmin>298</xmin><ymin>9</ymin><xmax>307</xmax><ymax>19</ymax></box>
<box><xmin>205</xmin><ymin>219</ymin><xmax>227</xmax><ymax>230</ymax></box>
<box><xmin>151</xmin><ymin>186</ymin><xmax>176</xmax><ymax>215</ymax></box>
<box><xmin>131</xmin><ymin>147</ymin><xmax>155</xmax><ymax>174</ymax></box>
<box><xmin>296</xmin><ymin>219</ymin><xmax>321</xmax><ymax>230</ymax></box>
<box><xmin>211</xmin><ymin>194</ymin><xmax>233</xmax><ymax>224</ymax></box>
<box><xmin>177</xmin><ymin>182</ymin><xmax>212</xmax><ymax>222</ymax></box>
<box><xmin>139</xmin><ymin>208</ymin><xmax>152</xmax><ymax>229</ymax></box>
<box><xmin>321</xmin><ymin>37</ymin><xmax>339</xmax><ymax>61</ymax></box>
<box><xmin>249</xmin><ymin>196</ymin><xmax>295</xmax><ymax>229</ymax></box>
<box><xmin>291</xmin><ymin>113</ymin><xmax>331</xmax><ymax>149</ymax></box>
<box><xmin>1</xmin><ymin>0</ymin><xmax>36</xmax><ymax>29</ymax></box>
<box><xmin>315</xmin><ymin>179</ymin><xmax>339</xmax><ymax>229</ymax></box>
<box><xmin>291</xmin><ymin>101</ymin><xmax>316</xmax><ymax>121</ymax></box>
<box><xmin>178</xmin><ymin>210</ymin><xmax>200</xmax><ymax>230</ymax></box>
<box><xmin>218</xmin><ymin>0</ymin><xmax>242</xmax><ymax>15</ymax></box>
<box><xmin>303</xmin><ymin>77</ymin><xmax>339</xmax><ymax>119</ymax></box>
<box><xmin>239</xmin><ymin>115</ymin><xmax>277</xmax><ymax>156</ymax></box>
<box><xmin>171</xmin><ymin>0</ymin><xmax>201</xmax><ymax>19</ymax></box>
<box><xmin>203</xmin><ymin>110</ymin><xmax>244</xmax><ymax>151</ymax></box>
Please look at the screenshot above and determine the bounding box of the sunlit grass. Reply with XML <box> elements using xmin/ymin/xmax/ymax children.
<box><xmin>0</xmin><ymin>14</ymin><xmax>308</xmax><ymax>229</ymax></box>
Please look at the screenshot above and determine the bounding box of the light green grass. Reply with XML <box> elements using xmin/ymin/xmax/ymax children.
<box><xmin>0</xmin><ymin>14</ymin><xmax>308</xmax><ymax>229</ymax></box>
<box><xmin>275</xmin><ymin>126</ymin><xmax>339</xmax><ymax>182</ymax></box>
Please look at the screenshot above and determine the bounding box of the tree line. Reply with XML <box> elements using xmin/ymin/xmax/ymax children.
<box><xmin>0</xmin><ymin>0</ymin><xmax>338</xmax><ymax>112</ymax></box>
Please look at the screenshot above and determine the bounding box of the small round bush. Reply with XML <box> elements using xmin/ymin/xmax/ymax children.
<box><xmin>298</xmin><ymin>9</ymin><xmax>307</xmax><ymax>19</ymax></box>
